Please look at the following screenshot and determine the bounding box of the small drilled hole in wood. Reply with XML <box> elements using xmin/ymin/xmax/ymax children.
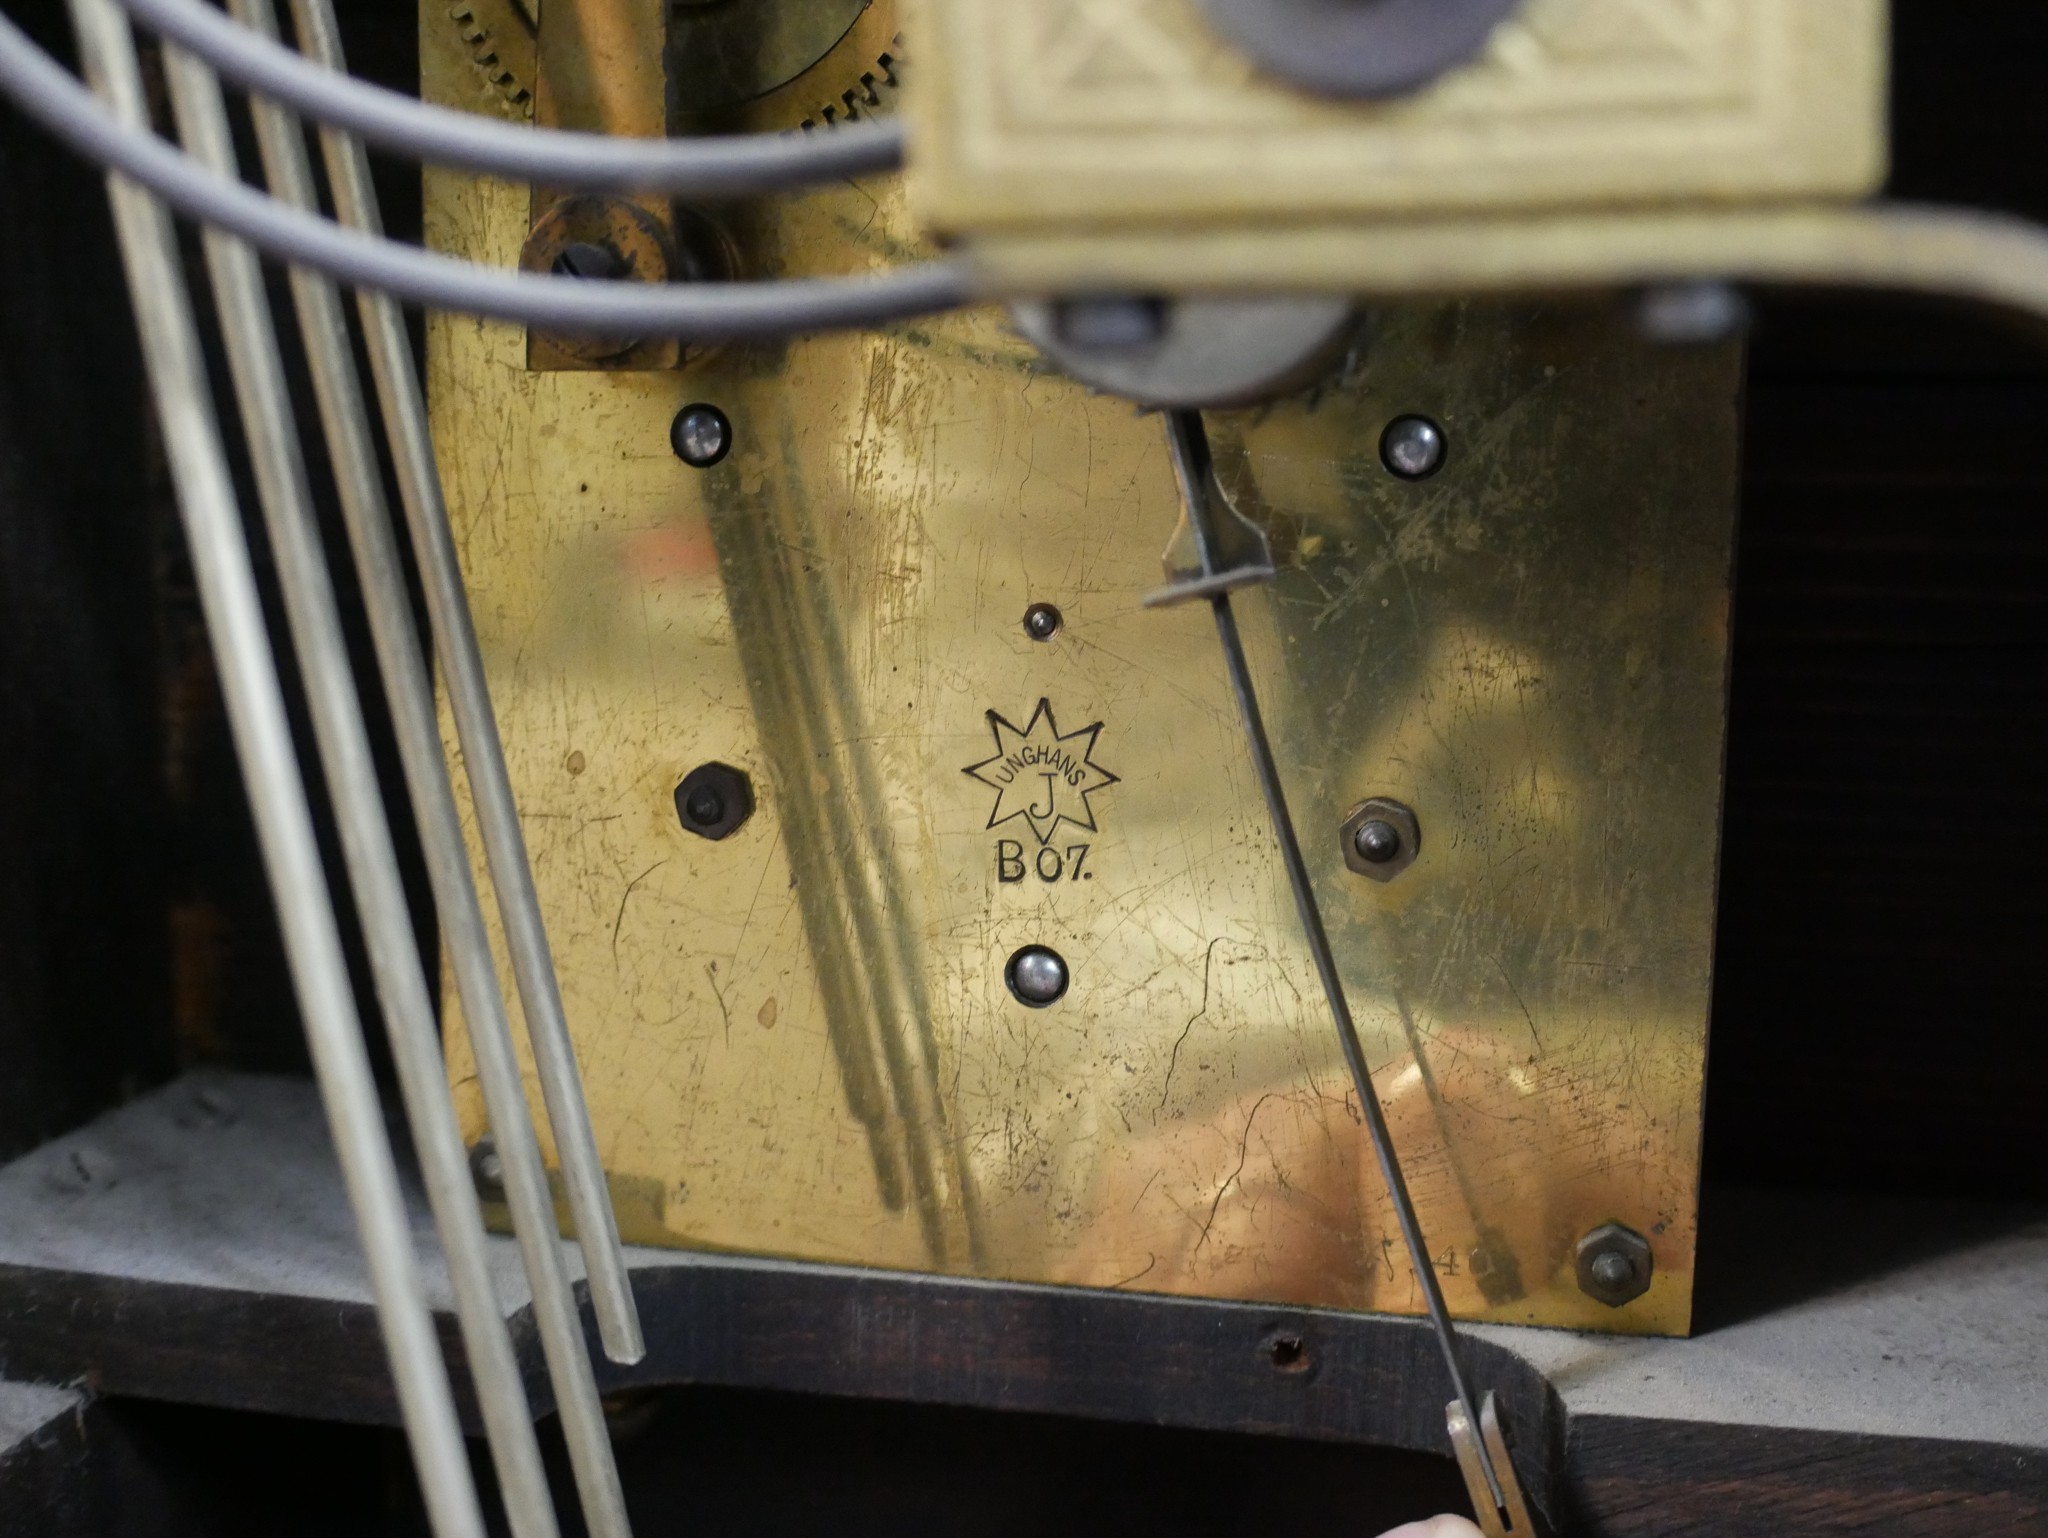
<box><xmin>1267</xmin><ymin>1334</ymin><xmax>1308</xmax><ymax>1372</ymax></box>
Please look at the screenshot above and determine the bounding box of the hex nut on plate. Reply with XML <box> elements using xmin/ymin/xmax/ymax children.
<box><xmin>1576</xmin><ymin>1222</ymin><xmax>1654</xmax><ymax>1308</ymax></box>
<box><xmin>518</xmin><ymin>194</ymin><xmax>678</xmax><ymax>365</ymax></box>
<box><xmin>674</xmin><ymin>762</ymin><xmax>754</xmax><ymax>841</ymax></box>
<box><xmin>1339</xmin><ymin>797</ymin><xmax>1420</xmax><ymax>882</ymax></box>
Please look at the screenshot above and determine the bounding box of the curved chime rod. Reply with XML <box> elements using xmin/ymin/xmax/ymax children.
<box><xmin>0</xmin><ymin>5</ymin><xmax>969</xmax><ymax>337</ymax></box>
<box><xmin>126</xmin><ymin>0</ymin><xmax>906</xmax><ymax>192</ymax></box>
<box><xmin>62</xmin><ymin>0</ymin><xmax>488</xmax><ymax>1533</ymax></box>
<box><xmin>0</xmin><ymin>1</ymin><xmax>962</xmax><ymax>335</ymax></box>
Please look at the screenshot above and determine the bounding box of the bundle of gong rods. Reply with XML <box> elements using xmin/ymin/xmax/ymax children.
<box><xmin>0</xmin><ymin>0</ymin><xmax>1550</xmax><ymax>1530</ymax></box>
<box><xmin>0</xmin><ymin>0</ymin><xmax>973</xmax><ymax>1534</ymax></box>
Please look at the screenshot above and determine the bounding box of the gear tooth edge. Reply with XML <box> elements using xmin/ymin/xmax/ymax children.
<box><xmin>442</xmin><ymin>1</ymin><xmax>535</xmax><ymax>117</ymax></box>
<box><xmin>792</xmin><ymin>40</ymin><xmax>904</xmax><ymax>135</ymax></box>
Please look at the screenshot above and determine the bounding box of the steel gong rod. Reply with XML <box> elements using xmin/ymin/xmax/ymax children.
<box><xmin>286</xmin><ymin>0</ymin><xmax>646</xmax><ymax>1367</ymax></box>
<box><xmin>65</xmin><ymin>0</ymin><xmax>485</xmax><ymax>1531</ymax></box>
<box><xmin>224</xmin><ymin>0</ymin><xmax>637</xmax><ymax>1527</ymax></box>
<box><xmin>1161</xmin><ymin>411</ymin><xmax>1513</xmax><ymax>1521</ymax></box>
<box><xmin>155</xmin><ymin>37</ymin><xmax>567</xmax><ymax>1538</ymax></box>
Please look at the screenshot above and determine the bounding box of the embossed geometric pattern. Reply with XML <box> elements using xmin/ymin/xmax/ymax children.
<box><xmin>1003</xmin><ymin>0</ymin><xmax>1758</xmax><ymax>125</ymax></box>
<box><xmin>914</xmin><ymin>0</ymin><xmax>1884</xmax><ymax>231</ymax></box>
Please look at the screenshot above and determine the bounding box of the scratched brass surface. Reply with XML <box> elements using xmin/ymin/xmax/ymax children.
<box><xmin>423</xmin><ymin>16</ymin><xmax>1737</xmax><ymax>1338</ymax></box>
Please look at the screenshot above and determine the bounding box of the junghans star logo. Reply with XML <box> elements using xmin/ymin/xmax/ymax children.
<box><xmin>963</xmin><ymin>699</ymin><xmax>1119</xmax><ymax>847</ymax></box>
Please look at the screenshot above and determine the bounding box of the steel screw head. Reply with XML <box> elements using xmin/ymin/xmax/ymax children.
<box><xmin>551</xmin><ymin>240</ymin><xmax>628</xmax><ymax>281</ymax></box>
<box><xmin>674</xmin><ymin>762</ymin><xmax>754</xmax><ymax>841</ymax></box>
<box><xmin>1591</xmin><ymin>1252</ymin><xmax>1634</xmax><ymax>1291</ymax></box>
<box><xmin>1022</xmin><ymin>602</ymin><xmax>1063</xmax><ymax>641</ymax></box>
<box><xmin>520</xmin><ymin>194</ymin><xmax>674</xmax><ymax>364</ymax></box>
<box><xmin>671</xmin><ymin>403</ymin><xmax>732</xmax><ymax>468</ymax></box>
<box><xmin>1380</xmin><ymin>415</ymin><xmax>1447</xmax><ymax>480</ymax></box>
<box><xmin>1006</xmin><ymin>944</ymin><xmax>1070</xmax><ymax>1008</ymax></box>
<box><xmin>470</xmin><ymin>1139</ymin><xmax>505</xmax><ymax>1201</ymax></box>
<box><xmin>1339</xmin><ymin>798</ymin><xmax>1421</xmax><ymax>881</ymax></box>
<box><xmin>1352</xmin><ymin>818</ymin><xmax>1402</xmax><ymax>865</ymax></box>
<box><xmin>1575</xmin><ymin>1222</ymin><xmax>1654</xmax><ymax>1308</ymax></box>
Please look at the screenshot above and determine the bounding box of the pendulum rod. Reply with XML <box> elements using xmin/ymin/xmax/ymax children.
<box><xmin>1160</xmin><ymin>409</ymin><xmax>1525</xmax><ymax>1526</ymax></box>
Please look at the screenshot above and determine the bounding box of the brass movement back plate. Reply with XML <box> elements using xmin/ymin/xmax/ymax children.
<box><xmin>423</xmin><ymin>11</ymin><xmax>1737</xmax><ymax>1338</ymax></box>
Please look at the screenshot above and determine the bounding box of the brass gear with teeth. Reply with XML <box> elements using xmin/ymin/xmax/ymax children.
<box><xmin>440</xmin><ymin>0</ymin><xmax>897</xmax><ymax>134</ymax></box>
<box><xmin>775</xmin><ymin>0</ymin><xmax>902</xmax><ymax>133</ymax></box>
<box><xmin>444</xmin><ymin>0</ymin><xmax>537</xmax><ymax>120</ymax></box>
<box><xmin>675</xmin><ymin>0</ymin><xmax>903</xmax><ymax>135</ymax></box>
<box><xmin>790</xmin><ymin>35</ymin><xmax>902</xmax><ymax>133</ymax></box>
